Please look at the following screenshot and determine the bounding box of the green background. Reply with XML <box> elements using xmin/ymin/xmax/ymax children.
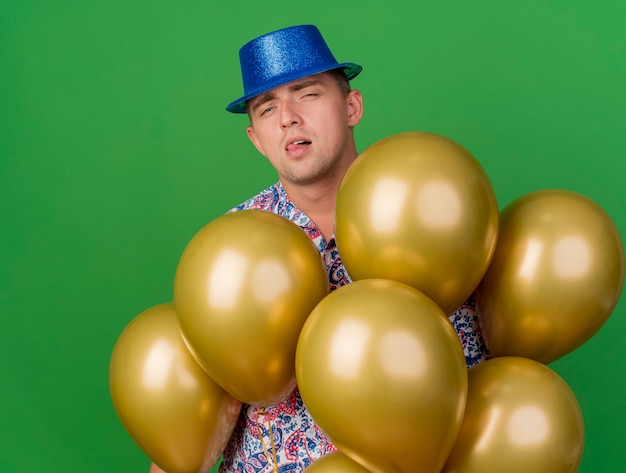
<box><xmin>2</xmin><ymin>0</ymin><xmax>625</xmax><ymax>472</ymax></box>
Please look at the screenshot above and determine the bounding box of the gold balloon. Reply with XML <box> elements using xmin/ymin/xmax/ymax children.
<box><xmin>477</xmin><ymin>189</ymin><xmax>625</xmax><ymax>363</ymax></box>
<box><xmin>442</xmin><ymin>356</ymin><xmax>584</xmax><ymax>473</ymax></box>
<box><xmin>304</xmin><ymin>452</ymin><xmax>372</xmax><ymax>472</ymax></box>
<box><xmin>296</xmin><ymin>279</ymin><xmax>468</xmax><ymax>473</ymax></box>
<box><xmin>335</xmin><ymin>132</ymin><xmax>498</xmax><ymax>314</ymax></box>
<box><xmin>174</xmin><ymin>209</ymin><xmax>329</xmax><ymax>406</ymax></box>
<box><xmin>109</xmin><ymin>303</ymin><xmax>242</xmax><ymax>473</ymax></box>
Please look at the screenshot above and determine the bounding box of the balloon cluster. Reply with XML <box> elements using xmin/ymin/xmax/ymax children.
<box><xmin>108</xmin><ymin>131</ymin><xmax>624</xmax><ymax>473</ymax></box>
<box><xmin>298</xmin><ymin>132</ymin><xmax>623</xmax><ymax>472</ymax></box>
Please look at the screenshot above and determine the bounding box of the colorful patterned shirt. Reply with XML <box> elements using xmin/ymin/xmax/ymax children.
<box><xmin>219</xmin><ymin>181</ymin><xmax>489</xmax><ymax>473</ymax></box>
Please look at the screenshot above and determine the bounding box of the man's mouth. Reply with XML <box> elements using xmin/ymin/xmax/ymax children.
<box><xmin>286</xmin><ymin>139</ymin><xmax>312</xmax><ymax>151</ymax></box>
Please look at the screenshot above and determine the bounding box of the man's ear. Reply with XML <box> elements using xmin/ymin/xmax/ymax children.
<box><xmin>346</xmin><ymin>89</ymin><xmax>364</xmax><ymax>127</ymax></box>
<box><xmin>246</xmin><ymin>125</ymin><xmax>266</xmax><ymax>156</ymax></box>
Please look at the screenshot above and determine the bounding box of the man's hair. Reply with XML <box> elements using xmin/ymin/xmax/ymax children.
<box><xmin>328</xmin><ymin>68</ymin><xmax>351</xmax><ymax>96</ymax></box>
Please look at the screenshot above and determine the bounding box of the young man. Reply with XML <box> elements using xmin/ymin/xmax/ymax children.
<box><xmin>151</xmin><ymin>24</ymin><xmax>488</xmax><ymax>473</ymax></box>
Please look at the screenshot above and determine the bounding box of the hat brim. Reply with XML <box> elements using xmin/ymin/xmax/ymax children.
<box><xmin>225</xmin><ymin>62</ymin><xmax>362</xmax><ymax>114</ymax></box>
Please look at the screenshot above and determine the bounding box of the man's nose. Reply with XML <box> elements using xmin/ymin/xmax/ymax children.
<box><xmin>280</xmin><ymin>101</ymin><xmax>301</xmax><ymax>127</ymax></box>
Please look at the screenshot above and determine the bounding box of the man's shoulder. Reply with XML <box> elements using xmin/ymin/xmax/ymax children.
<box><xmin>229</xmin><ymin>182</ymin><xmax>284</xmax><ymax>213</ymax></box>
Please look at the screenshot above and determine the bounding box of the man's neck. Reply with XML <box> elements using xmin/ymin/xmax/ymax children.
<box><xmin>281</xmin><ymin>177</ymin><xmax>342</xmax><ymax>243</ymax></box>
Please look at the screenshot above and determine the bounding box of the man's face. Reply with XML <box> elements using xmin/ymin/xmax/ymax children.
<box><xmin>245</xmin><ymin>72</ymin><xmax>363</xmax><ymax>188</ymax></box>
